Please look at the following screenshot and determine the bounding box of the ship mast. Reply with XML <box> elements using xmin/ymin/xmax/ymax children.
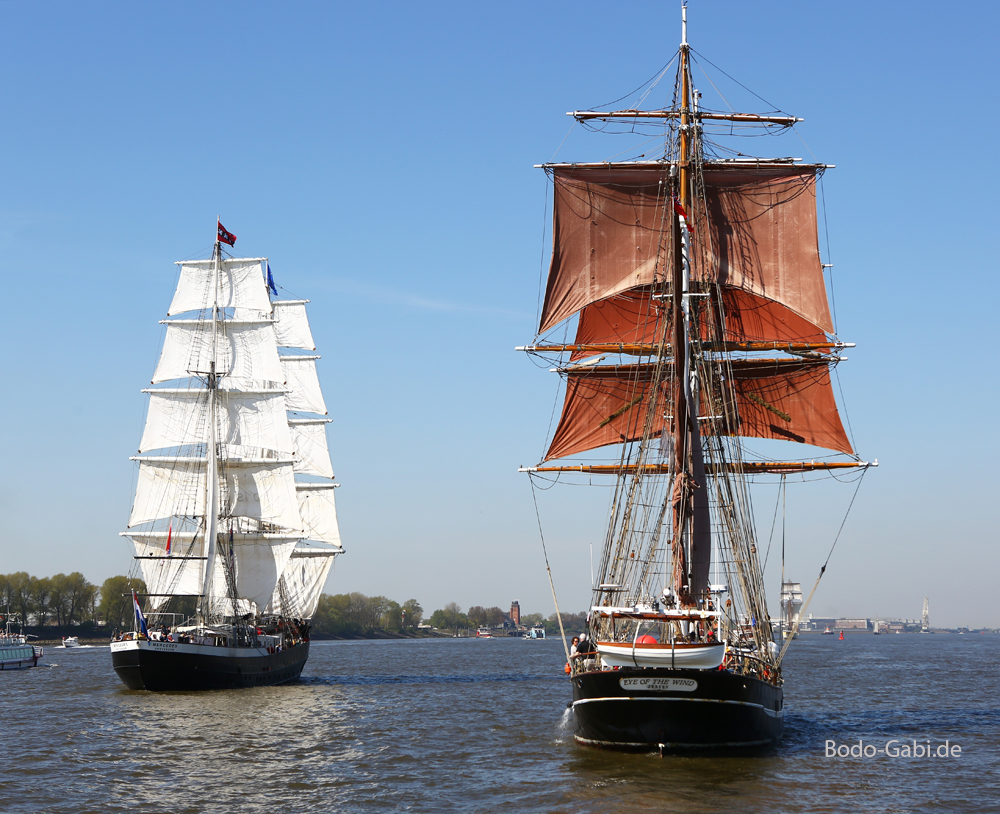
<box><xmin>668</xmin><ymin>5</ymin><xmax>708</xmax><ymax>608</ymax></box>
<box><xmin>198</xmin><ymin>237</ymin><xmax>222</xmax><ymax>624</ymax></box>
<box><xmin>553</xmin><ymin>6</ymin><xmax>818</xmax><ymax>625</ymax></box>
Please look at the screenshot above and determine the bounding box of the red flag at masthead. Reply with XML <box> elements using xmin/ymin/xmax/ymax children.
<box><xmin>672</xmin><ymin>197</ymin><xmax>694</xmax><ymax>233</ymax></box>
<box><xmin>217</xmin><ymin>220</ymin><xmax>237</xmax><ymax>246</ymax></box>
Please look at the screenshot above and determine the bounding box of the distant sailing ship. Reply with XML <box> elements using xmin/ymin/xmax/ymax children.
<box><xmin>780</xmin><ymin>581</ymin><xmax>803</xmax><ymax>640</ymax></box>
<box><xmin>112</xmin><ymin>222</ymin><xmax>343</xmax><ymax>691</ymax></box>
<box><xmin>521</xmin><ymin>10</ymin><xmax>873</xmax><ymax>749</ymax></box>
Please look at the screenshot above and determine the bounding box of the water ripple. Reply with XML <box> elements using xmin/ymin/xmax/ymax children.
<box><xmin>1</xmin><ymin>635</ymin><xmax>996</xmax><ymax>813</ymax></box>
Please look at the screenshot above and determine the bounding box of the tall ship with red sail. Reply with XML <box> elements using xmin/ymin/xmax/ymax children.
<box><xmin>521</xmin><ymin>12</ymin><xmax>872</xmax><ymax>749</ymax></box>
<box><xmin>111</xmin><ymin>223</ymin><xmax>343</xmax><ymax>691</ymax></box>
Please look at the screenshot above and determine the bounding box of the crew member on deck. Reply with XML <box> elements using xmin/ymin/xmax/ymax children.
<box><xmin>574</xmin><ymin>633</ymin><xmax>596</xmax><ymax>660</ymax></box>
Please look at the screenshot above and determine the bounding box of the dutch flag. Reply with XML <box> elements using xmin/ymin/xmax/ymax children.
<box><xmin>132</xmin><ymin>590</ymin><xmax>149</xmax><ymax>639</ymax></box>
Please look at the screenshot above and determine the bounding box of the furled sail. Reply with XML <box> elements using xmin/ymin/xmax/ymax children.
<box><xmin>539</xmin><ymin>163</ymin><xmax>831</xmax><ymax>336</ymax></box>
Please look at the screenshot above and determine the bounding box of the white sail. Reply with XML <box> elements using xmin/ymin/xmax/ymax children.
<box><xmin>168</xmin><ymin>259</ymin><xmax>271</xmax><ymax>316</ymax></box>
<box><xmin>129</xmin><ymin>457</ymin><xmax>302</xmax><ymax>531</ymax></box>
<box><xmin>153</xmin><ymin>320</ymin><xmax>284</xmax><ymax>384</ymax></box>
<box><xmin>131</xmin><ymin>534</ymin><xmax>206</xmax><ymax>611</ymax></box>
<box><xmin>127</xmin><ymin>529</ymin><xmax>303</xmax><ymax>614</ymax></box>
<box><xmin>273</xmin><ymin>300</ymin><xmax>316</xmax><ymax>350</ymax></box>
<box><xmin>267</xmin><ymin>544</ymin><xmax>338</xmax><ymax>618</ymax></box>
<box><xmin>129</xmin><ymin>459</ymin><xmax>205</xmax><ymax>527</ymax></box>
<box><xmin>295</xmin><ymin>483</ymin><xmax>342</xmax><ymax>547</ymax></box>
<box><xmin>140</xmin><ymin>388</ymin><xmax>293</xmax><ymax>454</ymax></box>
<box><xmin>220</xmin><ymin>460</ymin><xmax>303</xmax><ymax>531</ymax></box>
<box><xmin>124</xmin><ymin>249</ymin><xmax>343</xmax><ymax>628</ymax></box>
<box><xmin>215</xmin><ymin>535</ymin><xmax>299</xmax><ymax>612</ymax></box>
<box><xmin>281</xmin><ymin>355</ymin><xmax>327</xmax><ymax>414</ymax></box>
<box><xmin>288</xmin><ymin>418</ymin><xmax>334</xmax><ymax>478</ymax></box>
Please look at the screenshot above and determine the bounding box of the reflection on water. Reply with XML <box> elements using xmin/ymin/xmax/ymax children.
<box><xmin>1</xmin><ymin>635</ymin><xmax>997</xmax><ymax>813</ymax></box>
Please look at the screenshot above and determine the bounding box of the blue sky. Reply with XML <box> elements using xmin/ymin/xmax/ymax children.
<box><xmin>1</xmin><ymin>1</ymin><xmax>997</xmax><ymax>628</ymax></box>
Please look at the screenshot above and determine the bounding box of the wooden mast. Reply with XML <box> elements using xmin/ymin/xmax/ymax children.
<box><xmin>669</xmin><ymin>7</ymin><xmax>695</xmax><ymax>606</ymax></box>
<box><xmin>198</xmin><ymin>232</ymin><xmax>222</xmax><ymax>625</ymax></box>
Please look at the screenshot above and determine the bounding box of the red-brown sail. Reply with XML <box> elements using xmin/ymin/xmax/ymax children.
<box><xmin>540</xmin><ymin>164</ymin><xmax>832</xmax><ymax>336</ymax></box>
<box><xmin>545</xmin><ymin>360</ymin><xmax>852</xmax><ymax>461</ymax></box>
<box><xmin>570</xmin><ymin>288</ymin><xmax>828</xmax><ymax>361</ymax></box>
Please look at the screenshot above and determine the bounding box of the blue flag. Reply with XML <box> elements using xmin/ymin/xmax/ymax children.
<box><xmin>132</xmin><ymin>590</ymin><xmax>149</xmax><ymax>639</ymax></box>
<box><xmin>266</xmin><ymin>264</ymin><xmax>278</xmax><ymax>296</ymax></box>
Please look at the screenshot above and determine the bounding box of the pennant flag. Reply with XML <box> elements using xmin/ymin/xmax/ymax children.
<box><xmin>217</xmin><ymin>220</ymin><xmax>237</xmax><ymax>246</ymax></box>
<box><xmin>266</xmin><ymin>263</ymin><xmax>278</xmax><ymax>296</ymax></box>
<box><xmin>165</xmin><ymin>520</ymin><xmax>173</xmax><ymax>555</ymax></box>
<box><xmin>132</xmin><ymin>590</ymin><xmax>149</xmax><ymax>639</ymax></box>
<box><xmin>672</xmin><ymin>197</ymin><xmax>694</xmax><ymax>233</ymax></box>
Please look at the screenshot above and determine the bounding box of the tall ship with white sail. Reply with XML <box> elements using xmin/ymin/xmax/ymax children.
<box><xmin>111</xmin><ymin>222</ymin><xmax>343</xmax><ymax>691</ymax></box>
<box><xmin>521</xmin><ymin>12</ymin><xmax>872</xmax><ymax>749</ymax></box>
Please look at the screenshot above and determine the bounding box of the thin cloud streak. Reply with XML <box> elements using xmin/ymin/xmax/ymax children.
<box><xmin>298</xmin><ymin>276</ymin><xmax>532</xmax><ymax>321</ymax></box>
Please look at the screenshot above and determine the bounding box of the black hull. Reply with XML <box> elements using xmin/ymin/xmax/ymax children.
<box><xmin>571</xmin><ymin>667</ymin><xmax>783</xmax><ymax>750</ymax></box>
<box><xmin>111</xmin><ymin>641</ymin><xmax>309</xmax><ymax>691</ymax></box>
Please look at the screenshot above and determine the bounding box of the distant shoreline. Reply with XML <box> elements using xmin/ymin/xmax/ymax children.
<box><xmin>33</xmin><ymin>630</ymin><xmax>452</xmax><ymax>646</ymax></box>
<box><xmin>31</xmin><ymin>627</ymin><xmax>996</xmax><ymax>647</ymax></box>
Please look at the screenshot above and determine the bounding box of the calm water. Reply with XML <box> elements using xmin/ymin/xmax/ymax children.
<box><xmin>2</xmin><ymin>634</ymin><xmax>997</xmax><ymax>813</ymax></box>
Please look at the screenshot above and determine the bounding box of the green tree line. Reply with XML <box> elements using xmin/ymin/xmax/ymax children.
<box><xmin>312</xmin><ymin>593</ymin><xmax>424</xmax><ymax>636</ymax></box>
<box><xmin>0</xmin><ymin>572</ymin><xmax>147</xmax><ymax>631</ymax></box>
<box><xmin>423</xmin><ymin>603</ymin><xmax>589</xmax><ymax>635</ymax></box>
<box><xmin>1</xmin><ymin>572</ymin><xmax>588</xmax><ymax>640</ymax></box>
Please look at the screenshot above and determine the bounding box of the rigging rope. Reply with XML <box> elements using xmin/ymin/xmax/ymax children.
<box><xmin>529</xmin><ymin>474</ymin><xmax>571</xmax><ymax>665</ymax></box>
<box><xmin>777</xmin><ymin>466</ymin><xmax>870</xmax><ymax>665</ymax></box>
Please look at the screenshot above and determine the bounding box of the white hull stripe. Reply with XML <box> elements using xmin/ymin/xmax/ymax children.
<box><xmin>111</xmin><ymin>640</ymin><xmax>274</xmax><ymax>659</ymax></box>
<box><xmin>575</xmin><ymin>734</ymin><xmax>776</xmax><ymax>749</ymax></box>
<box><xmin>573</xmin><ymin>695</ymin><xmax>782</xmax><ymax>719</ymax></box>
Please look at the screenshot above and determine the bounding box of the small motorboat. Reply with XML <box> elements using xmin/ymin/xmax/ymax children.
<box><xmin>1</xmin><ymin>619</ymin><xmax>42</xmax><ymax>669</ymax></box>
<box><xmin>62</xmin><ymin>636</ymin><xmax>81</xmax><ymax>648</ymax></box>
